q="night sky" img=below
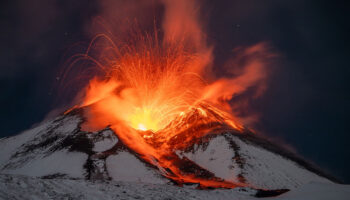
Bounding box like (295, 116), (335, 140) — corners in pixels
(1, 0), (349, 183)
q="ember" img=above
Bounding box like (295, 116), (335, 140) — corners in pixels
(64, 0), (271, 189)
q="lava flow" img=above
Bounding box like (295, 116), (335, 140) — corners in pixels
(74, 34), (247, 188)
(78, 36), (243, 133)
(63, 0), (271, 189)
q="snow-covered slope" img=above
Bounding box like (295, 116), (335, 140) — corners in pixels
(0, 114), (87, 178)
(179, 133), (332, 189)
(0, 109), (166, 183)
(0, 174), (349, 200)
(0, 107), (344, 198)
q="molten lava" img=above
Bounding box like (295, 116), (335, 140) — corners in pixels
(62, 0), (271, 189)
(77, 35), (244, 134)
(69, 33), (264, 188)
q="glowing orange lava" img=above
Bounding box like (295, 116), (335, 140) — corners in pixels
(62, 0), (272, 189)
(76, 33), (244, 134)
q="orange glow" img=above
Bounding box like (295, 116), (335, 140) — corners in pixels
(70, 33), (270, 188)
(130, 108), (159, 131)
(77, 34), (245, 133)
(63, 0), (272, 189)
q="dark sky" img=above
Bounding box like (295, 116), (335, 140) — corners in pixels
(0, 0), (349, 183)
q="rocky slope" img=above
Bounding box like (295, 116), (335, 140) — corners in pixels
(0, 107), (338, 195)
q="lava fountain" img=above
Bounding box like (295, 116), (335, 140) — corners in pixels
(79, 34), (243, 133)
(62, 0), (272, 189)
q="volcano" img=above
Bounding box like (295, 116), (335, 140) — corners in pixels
(0, 106), (342, 199)
(1, 1), (349, 198)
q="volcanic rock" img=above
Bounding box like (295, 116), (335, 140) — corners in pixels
(0, 107), (336, 191)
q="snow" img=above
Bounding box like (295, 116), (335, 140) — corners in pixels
(277, 182), (350, 200)
(181, 134), (332, 190)
(182, 136), (240, 182)
(0, 120), (52, 166)
(0, 174), (349, 200)
(0, 115), (336, 190)
(232, 135), (332, 189)
(106, 151), (167, 184)
(54, 115), (82, 135)
(0, 115), (82, 168)
(1, 111), (347, 199)
(2, 150), (88, 178)
(0, 115), (87, 178)
(92, 129), (118, 152)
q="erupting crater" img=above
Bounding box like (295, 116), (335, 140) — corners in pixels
(0, 1), (344, 198)
(62, 29), (266, 188)
(59, 0), (274, 189)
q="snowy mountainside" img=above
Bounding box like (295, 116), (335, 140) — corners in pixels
(178, 133), (332, 189)
(0, 114), (87, 178)
(0, 106), (342, 196)
(0, 110), (166, 183)
(0, 174), (349, 200)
